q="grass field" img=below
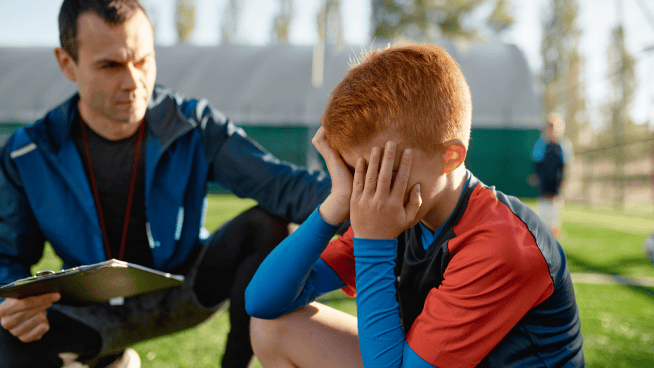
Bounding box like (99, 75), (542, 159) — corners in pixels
(31, 195), (654, 367)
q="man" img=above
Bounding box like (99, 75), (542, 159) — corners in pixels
(0, 1), (330, 367)
(532, 112), (573, 237)
(245, 43), (584, 367)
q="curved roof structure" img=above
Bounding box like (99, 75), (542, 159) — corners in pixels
(0, 41), (542, 128)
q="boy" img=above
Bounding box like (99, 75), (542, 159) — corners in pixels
(245, 44), (584, 367)
(532, 112), (573, 237)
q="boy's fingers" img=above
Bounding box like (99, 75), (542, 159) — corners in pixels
(311, 126), (326, 147)
(313, 127), (338, 163)
(377, 141), (396, 193)
(352, 157), (366, 199)
(405, 184), (422, 223)
(391, 148), (412, 200)
(364, 147), (381, 195)
(312, 128), (330, 157)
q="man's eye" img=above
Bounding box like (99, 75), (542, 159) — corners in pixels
(134, 58), (148, 68)
(102, 62), (121, 69)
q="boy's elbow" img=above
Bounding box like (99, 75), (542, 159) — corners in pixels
(244, 285), (285, 320)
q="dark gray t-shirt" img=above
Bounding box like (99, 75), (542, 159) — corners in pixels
(72, 118), (152, 267)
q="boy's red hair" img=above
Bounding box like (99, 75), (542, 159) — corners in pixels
(322, 43), (472, 155)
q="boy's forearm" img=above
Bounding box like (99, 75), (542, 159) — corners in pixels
(354, 237), (407, 367)
(245, 207), (342, 319)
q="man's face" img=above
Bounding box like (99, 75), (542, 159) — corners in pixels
(68, 10), (156, 125)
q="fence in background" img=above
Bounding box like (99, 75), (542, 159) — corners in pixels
(565, 134), (654, 214)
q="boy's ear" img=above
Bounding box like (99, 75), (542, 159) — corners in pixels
(441, 139), (467, 174)
(54, 48), (77, 83)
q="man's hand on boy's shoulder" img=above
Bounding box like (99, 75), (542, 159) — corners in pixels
(351, 141), (422, 240)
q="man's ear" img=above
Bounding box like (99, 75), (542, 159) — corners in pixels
(54, 48), (77, 83)
(441, 139), (467, 174)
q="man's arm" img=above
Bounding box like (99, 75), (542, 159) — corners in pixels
(0, 135), (57, 343)
(0, 136), (47, 285)
(193, 99), (331, 223)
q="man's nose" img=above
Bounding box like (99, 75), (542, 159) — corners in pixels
(121, 64), (139, 90)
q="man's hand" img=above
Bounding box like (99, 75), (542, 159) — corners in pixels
(312, 126), (353, 225)
(0, 292), (60, 342)
(350, 141), (422, 239)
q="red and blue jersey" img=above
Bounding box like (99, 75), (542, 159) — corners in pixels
(320, 173), (583, 367)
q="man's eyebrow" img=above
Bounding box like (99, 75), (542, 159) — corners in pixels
(94, 51), (154, 67)
(95, 58), (122, 66)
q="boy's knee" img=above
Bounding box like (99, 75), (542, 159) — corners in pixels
(250, 316), (285, 359)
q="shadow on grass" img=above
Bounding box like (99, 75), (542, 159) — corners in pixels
(565, 252), (654, 299)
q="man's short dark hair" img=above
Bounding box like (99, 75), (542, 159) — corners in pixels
(58, 0), (148, 62)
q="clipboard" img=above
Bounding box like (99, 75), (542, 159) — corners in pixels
(0, 259), (185, 305)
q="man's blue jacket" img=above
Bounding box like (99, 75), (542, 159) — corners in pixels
(0, 86), (331, 284)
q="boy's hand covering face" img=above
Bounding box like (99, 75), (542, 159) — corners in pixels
(350, 141), (422, 239)
(313, 127), (353, 225)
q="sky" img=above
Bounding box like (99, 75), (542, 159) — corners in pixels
(1, 0), (654, 130)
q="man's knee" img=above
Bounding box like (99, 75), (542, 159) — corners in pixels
(243, 206), (288, 236)
(0, 326), (61, 367)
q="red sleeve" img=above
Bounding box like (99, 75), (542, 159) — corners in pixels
(320, 227), (357, 297)
(406, 190), (554, 368)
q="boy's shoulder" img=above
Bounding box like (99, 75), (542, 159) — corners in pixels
(452, 179), (543, 248)
(448, 178), (561, 272)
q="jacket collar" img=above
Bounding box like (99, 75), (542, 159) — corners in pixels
(144, 86), (197, 152)
(45, 93), (78, 153)
(45, 85), (196, 153)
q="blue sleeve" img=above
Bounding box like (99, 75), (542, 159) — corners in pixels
(0, 133), (46, 288)
(194, 99), (331, 224)
(532, 137), (546, 162)
(245, 208), (346, 319)
(354, 238), (437, 368)
(404, 342), (438, 367)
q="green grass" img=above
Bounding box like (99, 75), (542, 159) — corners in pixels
(524, 199), (654, 367)
(575, 283), (654, 367)
(30, 195), (654, 367)
(522, 199), (654, 279)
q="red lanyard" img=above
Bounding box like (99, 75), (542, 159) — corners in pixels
(80, 120), (145, 261)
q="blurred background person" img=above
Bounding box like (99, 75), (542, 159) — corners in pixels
(532, 112), (573, 237)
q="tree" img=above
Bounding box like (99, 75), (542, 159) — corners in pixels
(371, 0), (514, 42)
(486, 0), (514, 33)
(176, 0), (195, 43)
(317, 0), (344, 46)
(539, 0), (585, 145)
(607, 24), (637, 206)
(607, 25), (637, 133)
(221, 0), (241, 43)
(272, 0), (293, 43)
